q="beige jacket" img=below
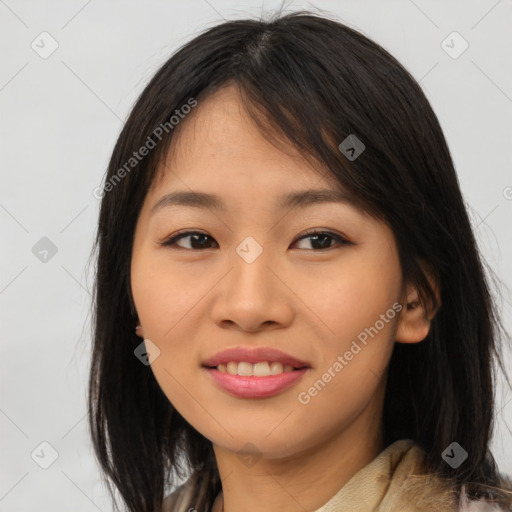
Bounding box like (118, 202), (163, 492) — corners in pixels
(163, 439), (508, 512)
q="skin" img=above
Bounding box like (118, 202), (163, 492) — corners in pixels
(130, 84), (438, 512)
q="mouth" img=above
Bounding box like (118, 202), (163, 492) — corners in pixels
(201, 346), (311, 398)
(203, 361), (308, 376)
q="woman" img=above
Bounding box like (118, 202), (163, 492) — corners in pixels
(88, 9), (512, 512)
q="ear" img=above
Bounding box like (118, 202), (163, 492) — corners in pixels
(395, 263), (441, 344)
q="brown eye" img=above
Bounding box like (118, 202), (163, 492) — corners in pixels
(292, 230), (352, 251)
(159, 229), (353, 251)
(160, 231), (218, 250)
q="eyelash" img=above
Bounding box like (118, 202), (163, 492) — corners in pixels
(158, 229), (353, 251)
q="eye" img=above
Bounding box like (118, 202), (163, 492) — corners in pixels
(159, 229), (353, 251)
(292, 229), (353, 251)
(159, 231), (218, 250)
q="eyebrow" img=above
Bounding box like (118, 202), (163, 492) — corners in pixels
(150, 188), (357, 216)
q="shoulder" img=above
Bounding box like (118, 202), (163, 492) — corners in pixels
(398, 444), (511, 512)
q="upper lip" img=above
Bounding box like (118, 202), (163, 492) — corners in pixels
(202, 346), (310, 368)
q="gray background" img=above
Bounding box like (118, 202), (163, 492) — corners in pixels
(1, 0), (511, 510)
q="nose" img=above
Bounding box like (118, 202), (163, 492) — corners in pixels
(209, 244), (294, 333)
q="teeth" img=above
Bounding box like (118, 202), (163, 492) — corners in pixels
(270, 362), (284, 375)
(216, 361), (296, 376)
(238, 362), (253, 376)
(254, 362), (270, 376)
(227, 362), (238, 375)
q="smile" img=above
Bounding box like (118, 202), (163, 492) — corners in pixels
(204, 366), (308, 398)
(201, 346), (311, 398)
(217, 361), (298, 376)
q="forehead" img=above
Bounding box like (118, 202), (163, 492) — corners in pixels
(151, 84), (339, 193)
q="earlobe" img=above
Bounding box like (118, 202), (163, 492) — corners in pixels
(395, 269), (441, 344)
(395, 296), (433, 344)
(135, 324), (144, 338)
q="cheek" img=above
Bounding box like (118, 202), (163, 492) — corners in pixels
(293, 263), (399, 443)
(131, 257), (205, 416)
(298, 275), (398, 403)
(293, 253), (401, 430)
(130, 250), (216, 401)
(302, 251), (401, 358)
(131, 248), (204, 343)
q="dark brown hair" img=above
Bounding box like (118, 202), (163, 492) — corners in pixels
(87, 8), (512, 512)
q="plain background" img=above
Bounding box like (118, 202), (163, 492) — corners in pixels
(1, 0), (511, 510)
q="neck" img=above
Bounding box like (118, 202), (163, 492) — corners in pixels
(212, 400), (385, 512)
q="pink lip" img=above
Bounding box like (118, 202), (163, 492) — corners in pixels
(204, 367), (309, 398)
(202, 346), (310, 368)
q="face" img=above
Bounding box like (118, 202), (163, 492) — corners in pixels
(130, 85), (407, 460)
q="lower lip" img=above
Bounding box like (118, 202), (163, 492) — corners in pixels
(204, 367), (308, 398)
